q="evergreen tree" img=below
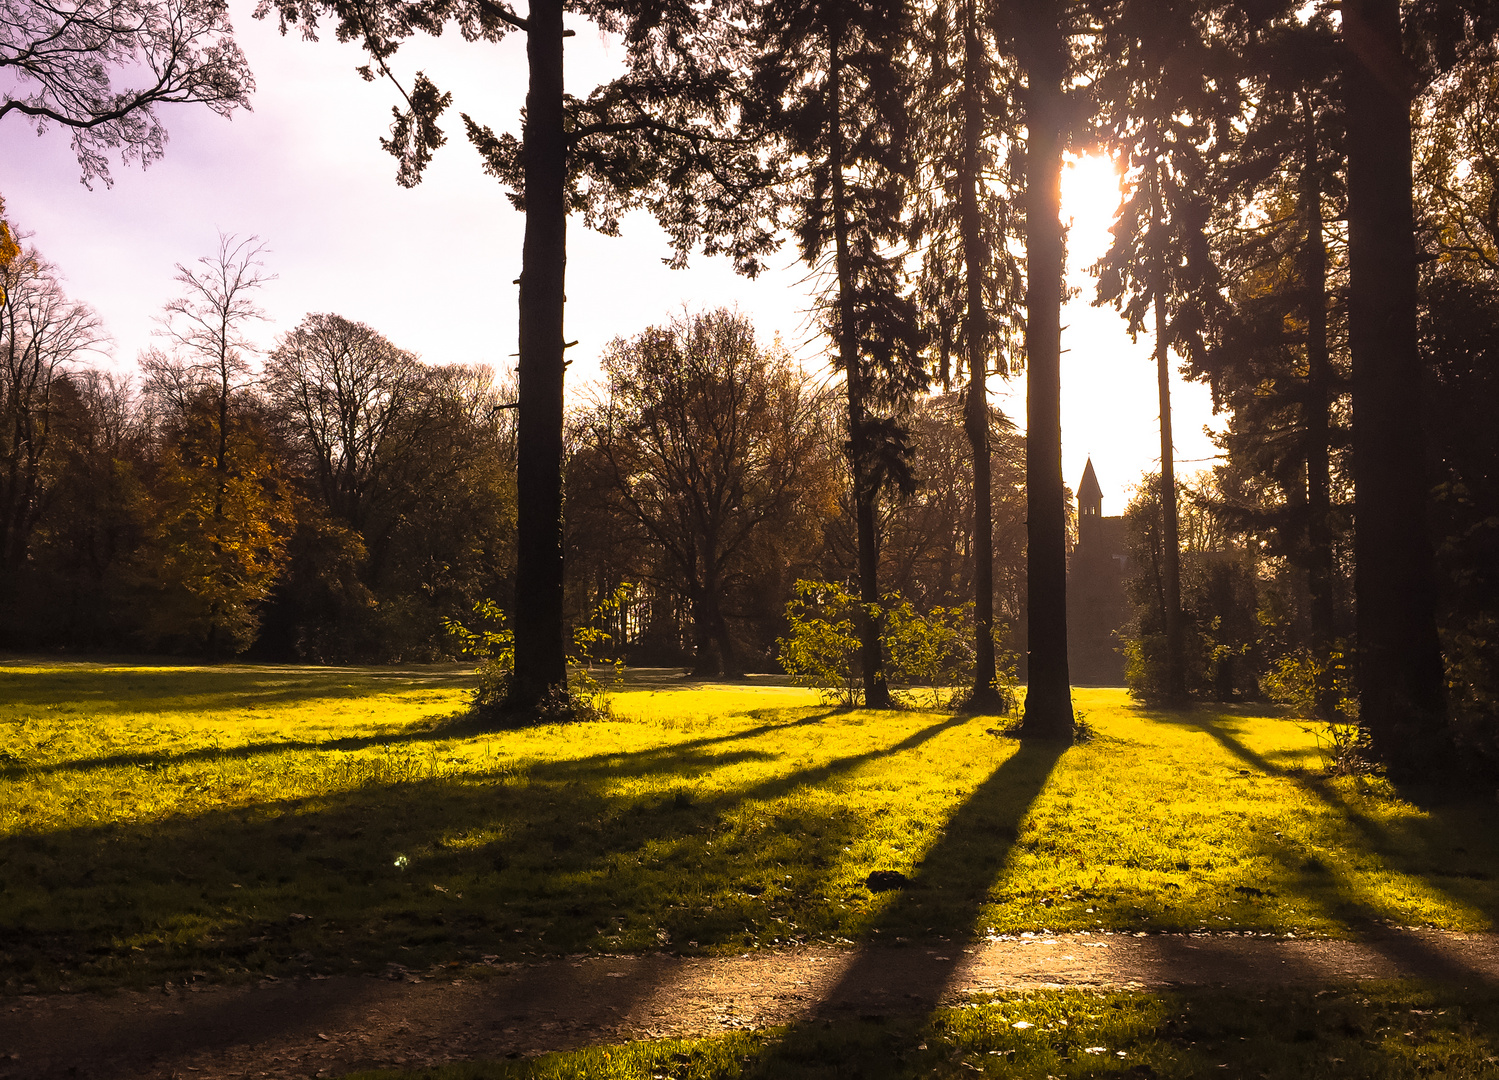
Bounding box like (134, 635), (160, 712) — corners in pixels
(1195, 9), (1350, 719)
(910, 0), (1025, 711)
(1089, 0), (1234, 702)
(747, 0), (927, 709)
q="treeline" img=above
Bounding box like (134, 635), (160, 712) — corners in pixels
(0, 238), (1028, 667)
(0, 234), (518, 661)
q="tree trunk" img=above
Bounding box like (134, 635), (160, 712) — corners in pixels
(690, 583), (716, 675)
(1343, 0), (1449, 778)
(960, 0), (1003, 712)
(1300, 98), (1339, 722)
(829, 19), (893, 710)
(508, 0), (570, 713)
(710, 589), (739, 678)
(1019, 0), (1073, 738)
(1154, 196), (1184, 701)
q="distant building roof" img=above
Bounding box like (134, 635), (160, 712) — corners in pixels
(1078, 458), (1103, 506)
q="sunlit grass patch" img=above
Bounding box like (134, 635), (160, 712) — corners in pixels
(344, 984), (1499, 1079)
(2, 663), (1498, 994)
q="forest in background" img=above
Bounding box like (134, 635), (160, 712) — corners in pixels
(0, 251), (1030, 673)
(2, 0), (1498, 778)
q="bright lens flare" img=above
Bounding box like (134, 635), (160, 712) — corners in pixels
(1061, 152), (1125, 275)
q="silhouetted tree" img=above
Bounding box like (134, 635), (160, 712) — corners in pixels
(1089, 0), (1236, 702)
(583, 310), (833, 676)
(263, 312), (422, 535)
(910, 0), (1026, 710)
(259, 0), (777, 713)
(1016, 0), (1072, 736)
(1191, 7), (1350, 720)
(1, 0), (253, 185)
(0, 240), (107, 594)
(747, 0), (928, 708)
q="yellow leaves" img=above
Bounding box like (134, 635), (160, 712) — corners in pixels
(147, 423), (296, 653)
(0, 194), (19, 304)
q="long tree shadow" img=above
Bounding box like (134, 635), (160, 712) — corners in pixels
(1165, 705), (1499, 984)
(0, 708), (974, 979)
(810, 736), (1067, 1013)
(0, 704), (999, 1075)
(0, 705), (846, 782)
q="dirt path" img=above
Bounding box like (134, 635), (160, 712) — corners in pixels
(5, 930), (1499, 1080)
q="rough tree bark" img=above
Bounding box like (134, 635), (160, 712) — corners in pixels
(1343, 0), (1448, 777)
(508, 0), (570, 712)
(1019, 0), (1073, 737)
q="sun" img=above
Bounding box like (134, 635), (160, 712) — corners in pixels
(1060, 152), (1125, 275)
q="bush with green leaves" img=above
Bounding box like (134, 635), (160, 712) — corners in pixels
(883, 595), (978, 708)
(445, 584), (633, 721)
(1263, 645), (1369, 774)
(778, 579), (1009, 708)
(776, 580), (863, 705)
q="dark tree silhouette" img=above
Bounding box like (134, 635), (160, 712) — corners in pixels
(911, 0), (1025, 711)
(1, 0), (253, 186)
(1342, 0), (1447, 775)
(1195, 9), (1349, 720)
(584, 310), (830, 676)
(1016, 0), (1072, 736)
(257, 0), (777, 713)
(1089, 0), (1234, 702)
(0, 242), (106, 582)
(748, 0), (927, 708)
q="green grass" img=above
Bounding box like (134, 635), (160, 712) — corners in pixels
(2, 659), (1498, 993)
(346, 985), (1499, 1080)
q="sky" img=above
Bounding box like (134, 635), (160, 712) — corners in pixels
(0, 0), (1219, 512)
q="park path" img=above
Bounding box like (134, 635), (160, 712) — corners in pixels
(4, 929), (1499, 1080)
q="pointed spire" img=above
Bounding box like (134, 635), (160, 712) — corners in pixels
(1078, 457), (1102, 508)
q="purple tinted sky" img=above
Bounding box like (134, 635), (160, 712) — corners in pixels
(0, 0), (1218, 509)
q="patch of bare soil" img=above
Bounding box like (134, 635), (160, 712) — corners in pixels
(3, 930), (1497, 1080)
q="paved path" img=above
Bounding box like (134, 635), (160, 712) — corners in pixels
(4, 930), (1499, 1080)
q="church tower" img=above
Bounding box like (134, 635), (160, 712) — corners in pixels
(1077, 457), (1104, 554)
(1068, 457), (1128, 684)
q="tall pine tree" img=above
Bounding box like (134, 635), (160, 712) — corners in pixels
(749, 0), (927, 709)
(259, 0), (777, 712)
(911, 0), (1026, 711)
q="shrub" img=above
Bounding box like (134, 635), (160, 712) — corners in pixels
(1263, 646), (1369, 775)
(777, 579), (1011, 709)
(776, 580), (862, 706)
(444, 584), (632, 722)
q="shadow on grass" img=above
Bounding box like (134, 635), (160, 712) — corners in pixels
(1159, 703), (1499, 983)
(0, 693), (1053, 1075)
(708, 737), (1067, 1075)
(0, 711), (975, 995)
(0, 662), (477, 719)
(0, 705), (846, 783)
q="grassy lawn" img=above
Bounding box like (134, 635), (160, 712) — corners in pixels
(2, 658), (1498, 993)
(349, 985), (1499, 1080)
